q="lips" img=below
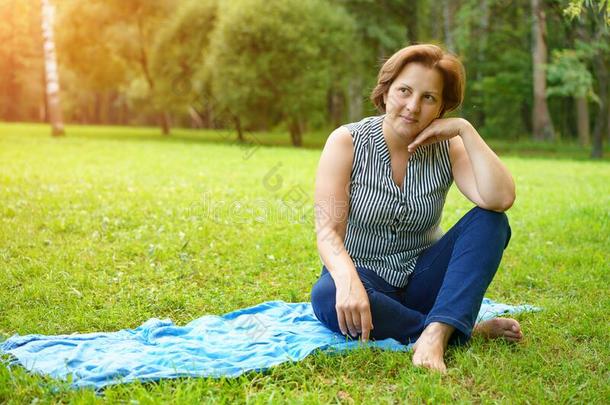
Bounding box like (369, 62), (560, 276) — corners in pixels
(401, 115), (418, 123)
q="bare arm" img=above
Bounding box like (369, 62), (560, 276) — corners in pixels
(449, 119), (516, 212)
(407, 117), (516, 212)
(314, 126), (373, 340)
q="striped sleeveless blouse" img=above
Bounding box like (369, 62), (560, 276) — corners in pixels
(342, 115), (454, 287)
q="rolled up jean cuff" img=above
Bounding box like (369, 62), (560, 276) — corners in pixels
(424, 315), (472, 345)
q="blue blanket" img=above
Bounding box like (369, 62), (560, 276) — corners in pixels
(0, 299), (539, 390)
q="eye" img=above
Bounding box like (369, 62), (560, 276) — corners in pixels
(424, 94), (437, 102)
(399, 87), (411, 95)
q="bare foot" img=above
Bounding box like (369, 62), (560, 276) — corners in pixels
(473, 318), (523, 342)
(411, 322), (454, 373)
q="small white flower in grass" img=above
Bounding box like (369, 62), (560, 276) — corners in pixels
(267, 254), (275, 261)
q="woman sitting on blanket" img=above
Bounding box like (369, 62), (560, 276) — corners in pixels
(310, 44), (522, 373)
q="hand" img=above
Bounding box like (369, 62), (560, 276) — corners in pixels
(334, 273), (374, 341)
(407, 117), (469, 153)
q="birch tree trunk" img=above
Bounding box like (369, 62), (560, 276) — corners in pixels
(41, 0), (65, 136)
(531, 0), (555, 141)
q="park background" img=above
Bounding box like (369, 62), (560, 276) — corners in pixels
(1, 0), (609, 403)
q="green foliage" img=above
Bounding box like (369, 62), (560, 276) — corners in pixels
(547, 49), (598, 101)
(205, 0), (358, 131)
(149, 0), (219, 113)
(563, 0), (610, 26)
(56, 0), (176, 124)
(0, 0), (608, 145)
(454, 0), (533, 139)
(330, 0), (414, 113)
(0, 123), (608, 402)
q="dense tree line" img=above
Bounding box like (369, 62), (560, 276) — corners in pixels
(0, 0), (608, 155)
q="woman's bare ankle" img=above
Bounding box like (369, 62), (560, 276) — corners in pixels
(420, 322), (455, 346)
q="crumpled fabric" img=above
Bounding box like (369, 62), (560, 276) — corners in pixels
(0, 299), (540, 390)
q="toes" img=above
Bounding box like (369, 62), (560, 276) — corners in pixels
(412, 357), (447, 373)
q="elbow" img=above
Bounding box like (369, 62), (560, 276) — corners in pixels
(488, 191), (516, 212)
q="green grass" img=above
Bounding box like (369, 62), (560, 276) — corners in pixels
(0, 123), (608, 403)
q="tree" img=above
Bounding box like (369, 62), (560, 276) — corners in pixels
(56, 0), (175, 134)
(531, 0), (556, 141)
(452, 0), (532, 139)
(331, 0), (414, 121)
(0, 0), (45, 123)
(546, 48), (597, 146)
(206, 0), (358, 146)
(563, 0), (610, 157)
(149, 0), (219, 130)
(40, 0), (65, 136)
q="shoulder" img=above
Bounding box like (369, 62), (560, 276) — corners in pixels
(341, 115), (383, 139)
(321, 115), (382, 162)
(325, 126), (353, 151)
(319, 126), (354, 173)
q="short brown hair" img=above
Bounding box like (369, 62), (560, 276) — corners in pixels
(370, 44), (465, 116)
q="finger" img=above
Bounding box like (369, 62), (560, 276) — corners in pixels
(343, 310), (357, 337)
(360, 308), (373, 342)
(336, 309), (347, 336)
(351, 308), (362, 334)
(408, 131), (433, 152)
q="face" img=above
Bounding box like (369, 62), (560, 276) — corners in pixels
(383, 62), (444, 140)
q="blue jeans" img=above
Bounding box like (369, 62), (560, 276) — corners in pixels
(310, 207), (511, 345)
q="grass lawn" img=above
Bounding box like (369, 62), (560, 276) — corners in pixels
(0, 123), (608, 403)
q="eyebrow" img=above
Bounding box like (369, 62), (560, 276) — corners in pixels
(399, 83), (440, 95)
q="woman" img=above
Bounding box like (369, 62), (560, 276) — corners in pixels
(310, 44), (522, 373)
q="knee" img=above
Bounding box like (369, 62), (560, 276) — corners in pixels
(469, 207), (511, 247)
(470, 206), (509, 226)
(310, 276), (339, 330)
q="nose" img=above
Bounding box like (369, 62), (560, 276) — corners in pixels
(406, 95), (421, 114)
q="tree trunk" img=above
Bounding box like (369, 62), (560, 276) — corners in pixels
(41, 0), (65, 136)
(591, 57), (607, 158)
(328, 89), (345, 128)
(289, 119), (303, 147)
(188, 106), (204, 129)
(405, 1), (418, 44)
(348, 76), (363, 121)
(575, 97), (590, 146)
(531, 0), (555, 141)
(6, 5), (19, 121)
(443, 0), (455, 52)
(233, 115), (244, 142)
(159, 111), (171, 135)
